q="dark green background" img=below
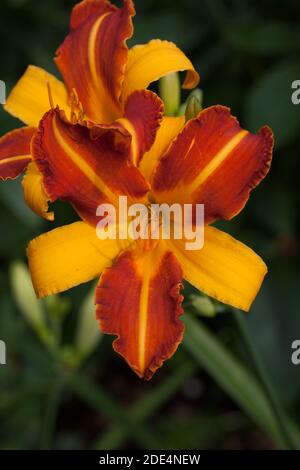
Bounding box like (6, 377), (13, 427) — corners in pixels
(0, 0), (300, 450)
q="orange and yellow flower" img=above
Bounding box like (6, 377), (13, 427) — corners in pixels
(27, 104), (273, 379)
(0, 0), (274, 380)
(0, 0), (199, 219)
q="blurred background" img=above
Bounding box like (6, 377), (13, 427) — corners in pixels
(0, 0), (300, 450)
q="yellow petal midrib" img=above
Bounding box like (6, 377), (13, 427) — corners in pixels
(187, 129), (248, 194)
(0, 154), (31, 165)
(52, 116), (119, 207)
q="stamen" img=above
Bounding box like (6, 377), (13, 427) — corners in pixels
(69, 88), (84, 124)
(47, 81), (54, 110)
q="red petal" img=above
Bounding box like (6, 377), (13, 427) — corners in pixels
(55, 0), (135, 123)
(96, 244), (184, 380)
(70, 0), (117, 29)
(152, 105), (274, 224)
(120, 89), (164, 165)
(0, 127), (34, 180)
(32, 108), (149, 226)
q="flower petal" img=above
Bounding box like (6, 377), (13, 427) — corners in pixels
(166, 226), (267, 312)
(22, 162), (54, 221)
(122, 39), (200, 102)
(32, 108), (150, 226)
(55, 0), (135, 123)
(152, 105), (274, 224)
(0, 127), (34, 180)
(27, 221), (130, 298)
(118, 89), (164, 166)
(96, 243), (184, 379)
(4, 66), (69, 127)
(139, 115), (185, 182)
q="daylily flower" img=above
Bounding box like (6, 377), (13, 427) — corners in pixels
(0, 0), (274, 379)
(27, 103), (274, 379)
(0, 0), (199, 220)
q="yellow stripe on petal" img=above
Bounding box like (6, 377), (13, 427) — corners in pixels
(166, 226), (267, 312)
(55, 0), (135, 123)
(139, 115), (185, 182)
(96, 242), (184, 380)
(4, 66), (70, 126)
(122, 40), (200, 102)
(117, 89), (163, 166)
(27, 222), (131, 298)
(0, 127), (34, 180)
(22, 162), (54, 221)
(32, 108), (149, 227)
(152, 106), (274, 225)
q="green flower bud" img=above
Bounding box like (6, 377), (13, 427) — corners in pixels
(190, 294), (216, 317)
(185, 88), (203, 121)
(159, 72), (181, 116)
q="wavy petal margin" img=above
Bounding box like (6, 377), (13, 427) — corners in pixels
(118, 89), (164, 166)
(55, 0), (135, 123)
(32, 108), (150, 226)
(152, 106), (274, 224)
(0, 127), (34, 180)
(96, 242), (184, 379)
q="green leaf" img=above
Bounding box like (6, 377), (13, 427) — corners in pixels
(183, 314), (300, 447)
(69, 371), (161, 449)
(75, 284), (102, 359)
(94, 361), (197, 450)
(245, 60), (300, 148)
(10, 261), (53, 346)
(10, 261), (44, 329)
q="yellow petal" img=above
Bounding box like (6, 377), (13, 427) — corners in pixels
(22, 162), (54, 221)
(139, 115), (185, 182)
(27, 222), (132, 298)
(166, 226), (267, 311)
(4, 65), (70, 126)
(122, 40), (200, 102)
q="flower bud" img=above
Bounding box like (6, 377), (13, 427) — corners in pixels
(159, 72), (181, 116)
(190, 294), (216, 317)
(185, 88), (203, 121)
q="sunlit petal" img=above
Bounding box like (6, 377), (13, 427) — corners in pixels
(166, 226), (267, 312)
